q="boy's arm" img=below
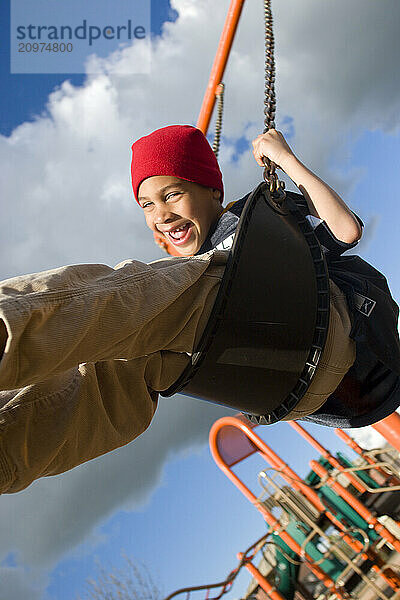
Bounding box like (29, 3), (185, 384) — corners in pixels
(280, 154), (362, 244)
(252, 130), (362, 244)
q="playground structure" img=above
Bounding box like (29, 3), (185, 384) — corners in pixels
(209, 415), (400, 599)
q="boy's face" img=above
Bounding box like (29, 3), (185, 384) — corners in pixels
(138, 176), (223, 256)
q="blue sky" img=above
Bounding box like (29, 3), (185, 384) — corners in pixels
(1, 1), (399, 599)
(0, 0), (177, 134)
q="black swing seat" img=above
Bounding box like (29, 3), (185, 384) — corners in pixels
(161, 182), (331, 424)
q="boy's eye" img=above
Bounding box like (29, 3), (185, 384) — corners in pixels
(165, 191), (180, 201)
(142, 201), (152, 209)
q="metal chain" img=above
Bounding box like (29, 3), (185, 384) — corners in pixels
(263, 0), (276, 133)
(262, 0), (284, 195)
(212, 83), (225, 159)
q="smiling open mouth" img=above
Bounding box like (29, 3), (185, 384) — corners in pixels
(166, 223), (193, 245)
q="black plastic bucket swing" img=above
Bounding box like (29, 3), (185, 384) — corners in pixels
(161, 182), (330, 425)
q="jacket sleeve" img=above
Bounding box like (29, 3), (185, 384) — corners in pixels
(310, 212), (364, 256)
(288, 189), (364, 257)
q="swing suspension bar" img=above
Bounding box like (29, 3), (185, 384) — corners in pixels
(196, 0), (245, 134)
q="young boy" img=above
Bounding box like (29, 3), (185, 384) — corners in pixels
(132, 124), (363, 422)
(0, 125), (398, 494)
(133, 126), (400, 431)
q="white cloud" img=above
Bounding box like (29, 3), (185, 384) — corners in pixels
(349, 426), (387, 450)
(0, 397), (231, 566)
(0, 563), (48, 600)
(1, 0), (399, 587)
(348, 410), (400, 450)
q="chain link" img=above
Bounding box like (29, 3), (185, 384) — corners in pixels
(263, 0), (284, 196)
(263, 0), (276, 133)
(212, 83), (225, 159)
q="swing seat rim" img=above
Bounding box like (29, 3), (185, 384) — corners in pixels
(161, 182), (330, 425)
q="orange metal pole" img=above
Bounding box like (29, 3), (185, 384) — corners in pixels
(196, 0), (246, 134)
(372, 412), (400, 453)
(289, 421), (366, 493)
(310, 460), (400, 553)
(210, 416), (325, 511)
(237, 554), (286, 600)
(210, 417), (360, 536)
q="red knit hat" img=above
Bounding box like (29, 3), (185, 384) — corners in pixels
(131, 125), (224, 203)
